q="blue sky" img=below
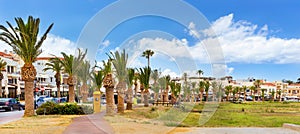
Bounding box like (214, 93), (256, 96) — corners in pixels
(1, 0), (300, 82)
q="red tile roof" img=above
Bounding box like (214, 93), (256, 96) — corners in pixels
(262, 83), (276, 86)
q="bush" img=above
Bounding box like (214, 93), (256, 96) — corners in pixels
(36, 102), (93, 115)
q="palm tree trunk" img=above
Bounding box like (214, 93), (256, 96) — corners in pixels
(106, 87), (115, 115)
(126, 86), (133, 110)
(200, 92), (203, 102)
(68, 85), (75, 103)
(0, 79), (2, 98)
(144, 89), (149, 107)
(24, 81), (35, 116)
(81, 83), (88, 103)
(57, 84), (61, 98)
(117, 81), (125, 113)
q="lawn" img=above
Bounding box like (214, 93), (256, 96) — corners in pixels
(120, 102), (300, 127)
(0, 115), (80, 134)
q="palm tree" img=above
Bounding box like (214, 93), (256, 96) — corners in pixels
(133, 72), (139, 98)
(198, 81), (205, 102)
(126, 68), (135, 110)
(204, 81), (210, 102)
(151, 69), (160, 102)
(43, 58), (63, 98)
(0, 58), (7, 98)
(225, 85), (233, 101)
(108, 50), (128, 113)
(102, 60), (115, 115)
(163, 75), (171, 103)
(142, 49), (154, 68)
(139, 67), (151, 107)
(158, 76), (167, 101)
(170, 81), (181, 104)
(90, 69), (104, 108)
(191, 82), (197, 102)
(271, 90), (275, 102)
(254, 80), (262, 100)
(54, 49), (86, 103)
(233, 87), (239, 101)
(0, 16), (53, 116)
(261, 88), (267, 102)
(196, 70), (203, 78)
(77, 60), (91, 102)
(249, 86), (256, 101)
(241, 86), (247, 102)
(276, 90), (282, 102)
(211, 81), (218, 102)
(216, 83), (223, 102)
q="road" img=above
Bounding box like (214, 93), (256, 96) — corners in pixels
(0, 110), (24, 125)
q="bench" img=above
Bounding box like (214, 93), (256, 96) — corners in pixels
(152, 101), (173, 106)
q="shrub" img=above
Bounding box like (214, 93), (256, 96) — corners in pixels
(36, 102), (93, 115)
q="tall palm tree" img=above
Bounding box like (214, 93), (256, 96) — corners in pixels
(142, 49), (154, 68)
(126, 68), (135, 110)
(225, 85), (233, 101)
(139, 67), (151, 107)
(196, 70), (203, 78)
(0, 58), (7, 98)
(54, 49), (86, 103)
(77, 60), (91, 102)
(102, 60), (115, 115)
(198, 81), (205, 102)
(108, 50), (128, 113)
(43, 58), (63, 98)
(0, 16), (53, 116)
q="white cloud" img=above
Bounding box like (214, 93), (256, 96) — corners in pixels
(161, 68), (179, 78)
(187, 22), (201, 39)
(188, 13), (300, 64)
(0, 34), (76, 57)
(40, 34), (76, 57)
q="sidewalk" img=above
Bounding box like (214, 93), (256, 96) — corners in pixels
(63, 111), (114, 134)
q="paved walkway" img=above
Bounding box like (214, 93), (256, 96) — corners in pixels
(63, 111), (114, 134)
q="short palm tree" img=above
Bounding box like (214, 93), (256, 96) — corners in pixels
(142, 49), (154, 68)
(139, 67), (151, 107)
(163, 75), (171, 102)
(249, 86), (256, 101)
(191, 82), (197, 102)
(170, 81), (181, 104)
(225, 85), (233, 101)
(107, 50), (128, 113)
(151, 69), (160, 102)
(0, 16), (53, 116)
(241, 86), (247, 102)
(158, 76), (167, 101)
(204, 81), (210, 102)
(261, 88), (267, 102)
(0, 58), (7, 97)
(233, 86), (239, 101)
(43, 58), (63, 98)
(211, 81), (218, 102)
(77, 60), (91, 102)
(276, 90), (282, 102)
(198, 81), (205, 102)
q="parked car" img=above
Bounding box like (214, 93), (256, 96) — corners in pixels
(246, 96), (253, 101)
(0, 98), (24, 111)
(59, 97), (67, 103)
(36, 97), (53, 107)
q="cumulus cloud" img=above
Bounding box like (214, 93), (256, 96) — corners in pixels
(40, 34), (76, 57)
(188, 13), (300, 64)
(161, 68), (179, 78)
(0, 34), (76, 57)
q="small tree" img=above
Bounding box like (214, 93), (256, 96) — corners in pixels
(0, 58), (7, 98)
(204, 81), (210, 102)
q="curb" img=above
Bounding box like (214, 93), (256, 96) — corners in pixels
(283, 123), (300, 132)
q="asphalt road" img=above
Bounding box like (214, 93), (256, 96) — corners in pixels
(0, 110), (24, 125)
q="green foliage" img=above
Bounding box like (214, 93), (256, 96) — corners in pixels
(0, 16), (53, 63)
(107, 49), (128, 82)
(91, 70), (104, 91)
(127, 68), (135, 86)
(36, 102), (93, 115)
(139, 67), (151, 89)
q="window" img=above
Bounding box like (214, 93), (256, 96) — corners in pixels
(50, 77), (53, 82)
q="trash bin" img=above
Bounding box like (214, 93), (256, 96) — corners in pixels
(93, 91), (101, 113)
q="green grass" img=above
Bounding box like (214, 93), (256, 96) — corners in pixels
(122, 102), (300, 127)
